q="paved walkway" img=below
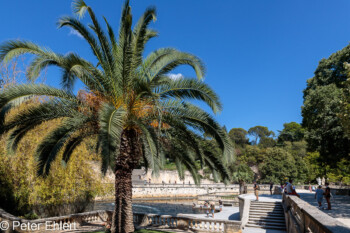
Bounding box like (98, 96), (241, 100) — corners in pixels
(180, 206), (240, 220)
(297, 189), (350, 228)
(243, 228), (286, 233)
(239, 194), (283, 202)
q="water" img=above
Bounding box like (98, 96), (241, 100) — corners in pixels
(94, 199), (202, 216)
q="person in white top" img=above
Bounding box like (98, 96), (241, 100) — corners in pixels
(286, 181), (293, 193)
(286, 179), (300, 197)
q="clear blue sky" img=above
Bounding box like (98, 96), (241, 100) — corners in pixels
(1, 0), (350, 134)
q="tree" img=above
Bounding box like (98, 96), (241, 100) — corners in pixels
(0, 1), (232, 232)
(228, 128), (249, 147)
(230, 163), (254, 194)
(304, 44), (350, 96)
(302, 84), (350, 169)
(277, 122), (304, 143)
(259, 148), (307, 184)
(258, 137), (276, 148)
(303, 45), (350, 170)
(248, 126), (275, 145)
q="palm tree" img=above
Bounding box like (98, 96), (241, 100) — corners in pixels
(0, 1), (233, 232)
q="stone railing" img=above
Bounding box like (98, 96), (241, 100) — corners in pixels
(0, 207), (108, 233)
(133, 212), (241, 233)
(0, 207), (241, 233)
(282, 194), (350, 233)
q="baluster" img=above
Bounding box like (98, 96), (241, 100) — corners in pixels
(155, 216), (159, 225)
(203, 221), (207, 229)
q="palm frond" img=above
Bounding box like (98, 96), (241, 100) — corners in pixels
(156, 77), (222, 113)
(36, 116), (90, 176)
(72, 0), (88, 18)
(0, 84), (77, 111)
(98, 103), (126, 174)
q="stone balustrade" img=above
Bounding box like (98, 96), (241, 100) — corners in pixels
(133, 212), (241, 233)
(0, 207), (241, 233)
(282, 193), (350, 233)
(0, 208), (108, 232)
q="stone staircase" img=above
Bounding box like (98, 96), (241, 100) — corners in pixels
(246, 201), (286, 231)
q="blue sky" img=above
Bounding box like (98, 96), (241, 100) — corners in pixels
(1, 0), (350, 134)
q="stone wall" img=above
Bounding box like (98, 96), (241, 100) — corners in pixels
(134, 168), (215, 185)
(132, 184), (240, 198)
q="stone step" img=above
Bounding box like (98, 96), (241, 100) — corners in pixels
(250, 210), (284, 214)
(250, 201), (282, 206)
(250, 201), (281, 204)
(248, 220), (286, 227)
(249, 216), (285, 222)
(249, 213), (284, 218)
(250, 208), (284, 212)
(249, 215), (284, 221)
(250, 204), (282, 208)
(245, 223), (286, 230)
(250, 203), (282, 206)
(250, 207), (283, 211)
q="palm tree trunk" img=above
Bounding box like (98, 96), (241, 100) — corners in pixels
(111, 129), (142, 233)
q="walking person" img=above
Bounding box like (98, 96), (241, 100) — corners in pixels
(204, 201), (209, 217)
(253, 181), (260, 201)
(324, 183), (332, 210)
(210, 202), (215, 218)
(219, 200), (223, 212)
(315, 185), (324, 208)
(269, 182), (273, 195)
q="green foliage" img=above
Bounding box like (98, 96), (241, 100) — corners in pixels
(278, 122), (304, 143)
(230, 163), (254, 183)
(228, 128), (249, 147)
(248, 126), (275, 145)
(0, 101), (100, 216)
(327, 159), (350, 184)
(302, 84), (349, 167)
(259, 147), (308, 184)
(258, 137), (276, 148)
(302, 44), (350, 170)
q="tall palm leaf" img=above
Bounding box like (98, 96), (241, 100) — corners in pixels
(0, 1), (233, 232)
